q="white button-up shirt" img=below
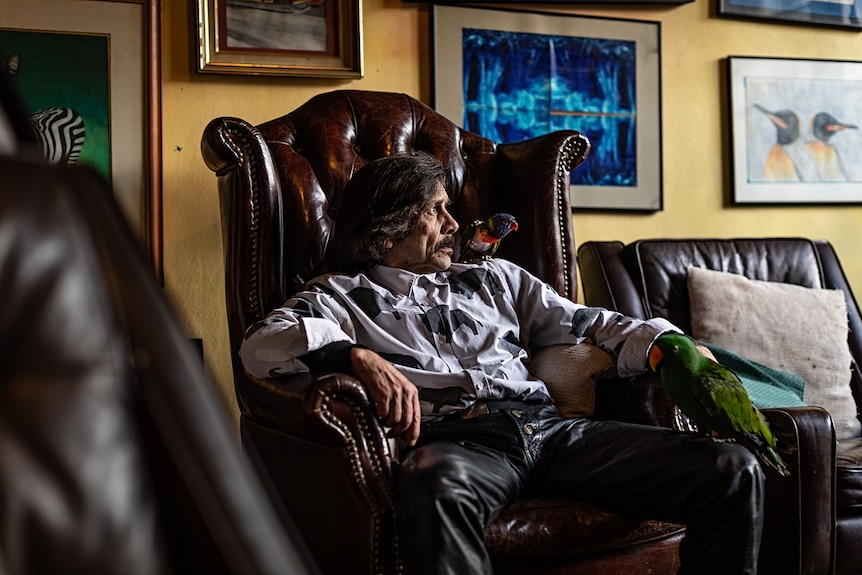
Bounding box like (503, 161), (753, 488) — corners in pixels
(240, 258), (680, 418)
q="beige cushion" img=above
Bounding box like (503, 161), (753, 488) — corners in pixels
(687, 266), (859, 440)
(530, 343), (615, 418)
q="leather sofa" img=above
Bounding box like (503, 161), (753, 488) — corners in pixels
(0, 74), (318, 575)
(579, 237), (862, 574)
(202, 90), (833, 574)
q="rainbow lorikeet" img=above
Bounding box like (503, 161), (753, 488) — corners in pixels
(459, 213), (518, 264)
(649, 333), (790, 477)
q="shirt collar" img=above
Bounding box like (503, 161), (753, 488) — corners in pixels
(368, 265), (461, 295)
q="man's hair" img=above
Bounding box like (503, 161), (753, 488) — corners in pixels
(328, 152), (447, 273)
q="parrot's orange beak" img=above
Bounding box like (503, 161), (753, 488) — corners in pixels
(648, 345), (663, 372)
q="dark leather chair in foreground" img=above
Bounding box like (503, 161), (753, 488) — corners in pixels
(0, 76), (318, 575)
(579, 237), (862, 574)
(202, 89), (832, 574)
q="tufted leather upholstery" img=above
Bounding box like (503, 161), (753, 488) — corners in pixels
(578, 237), (862, 575)
(0, 72), (318, 574)
(202, 90), (706, 575)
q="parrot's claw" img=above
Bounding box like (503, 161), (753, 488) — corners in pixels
(709, 437), (735, 444)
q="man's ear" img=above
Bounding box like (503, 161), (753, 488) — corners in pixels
(382, 238), (394, 249)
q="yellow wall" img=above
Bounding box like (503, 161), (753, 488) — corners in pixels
(162, 0), (862, 422)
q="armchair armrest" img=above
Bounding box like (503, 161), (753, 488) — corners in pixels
(240, 371), (392, 452)
(238, 371), (400, 575)
(759, 406), (835, 575)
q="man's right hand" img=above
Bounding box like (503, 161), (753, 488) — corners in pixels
(349, 347), (421, 446)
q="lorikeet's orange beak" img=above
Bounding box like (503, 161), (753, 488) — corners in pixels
(648, 345), (663, 372)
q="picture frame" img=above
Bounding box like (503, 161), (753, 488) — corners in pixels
(727, 56), (862, 205)
(432, 5), (663, 211)
(719, 0), (862, 30)
(1, 0), (163, 278)
(411, 0), (692, 4)
(196, 0), (363, 78)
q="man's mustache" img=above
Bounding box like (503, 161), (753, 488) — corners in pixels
(435, 237), (456, 251)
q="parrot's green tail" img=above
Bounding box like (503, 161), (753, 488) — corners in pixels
(760, 446), (790, 477)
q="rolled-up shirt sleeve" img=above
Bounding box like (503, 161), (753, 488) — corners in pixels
(596, 316), (680, 377)
(239, 292), (355, 379)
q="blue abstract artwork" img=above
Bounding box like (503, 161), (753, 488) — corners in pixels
(462, 28), (637, 187)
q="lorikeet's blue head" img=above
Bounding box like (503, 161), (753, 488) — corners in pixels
(486, 213), (518, 241)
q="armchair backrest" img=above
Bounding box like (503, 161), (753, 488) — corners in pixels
(202, 90), (590, 402)
(578, 237), (862, 410)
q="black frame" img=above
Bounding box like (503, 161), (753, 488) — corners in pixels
(409, 0), (692, 4)
(719, 0), (862, 30)
(432, 4), (664, 212)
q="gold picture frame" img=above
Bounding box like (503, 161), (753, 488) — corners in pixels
(196, 0), (363, 78)
(1, 0), (163, 279)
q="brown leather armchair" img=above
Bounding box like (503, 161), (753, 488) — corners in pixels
(202, 90), (825, 574)
(0, 76), (318, 574)
(578, 238), (859, 574)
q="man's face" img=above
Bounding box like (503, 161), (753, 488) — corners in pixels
(382, 183), (459, 274)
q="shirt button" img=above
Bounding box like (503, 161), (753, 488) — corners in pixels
(438, 336), (447, 345)
(523, 425), (534, 435)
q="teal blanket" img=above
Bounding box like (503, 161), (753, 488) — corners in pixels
(702, 343), (806, 409)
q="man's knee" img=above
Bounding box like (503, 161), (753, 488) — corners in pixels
(700, 443), (765, 505)
(397, 446), (496, 520)
(400, 446), (473, 493)
(397, 443), (520, 523)
(717, 443), (763, 480)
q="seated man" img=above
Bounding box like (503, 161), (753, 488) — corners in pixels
(240, 152), (764, 575)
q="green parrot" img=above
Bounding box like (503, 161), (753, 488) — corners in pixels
(648, 333), (790, 477)
(459, 213), (518, 264)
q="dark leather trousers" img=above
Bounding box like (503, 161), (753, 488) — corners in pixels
(395, 401), (764, 575)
